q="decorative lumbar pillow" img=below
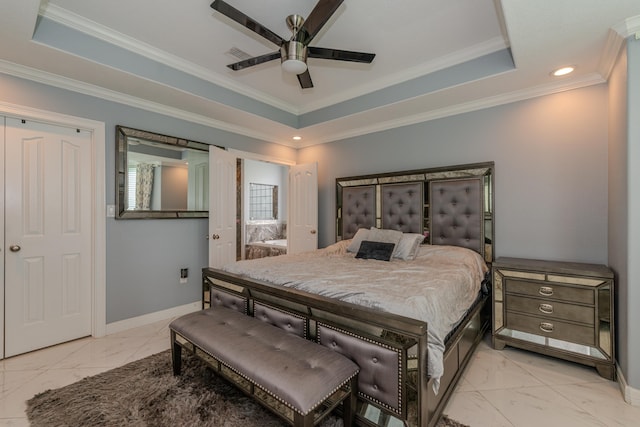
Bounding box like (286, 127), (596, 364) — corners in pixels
(355, 240), (396, 261)
(394, 233), (425, 260)
(347, 228), (370, 253)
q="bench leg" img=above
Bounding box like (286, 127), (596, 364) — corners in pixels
(293, 411), (314, 427)
(170, 331), (182, 376)
(343, 377), (358, 427)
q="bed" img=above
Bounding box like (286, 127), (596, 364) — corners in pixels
(202, 162), (494, 427)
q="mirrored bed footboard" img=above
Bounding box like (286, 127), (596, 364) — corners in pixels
(202, 268), (489, 427)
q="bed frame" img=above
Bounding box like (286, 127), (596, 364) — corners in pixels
(203, 162), (494, 427)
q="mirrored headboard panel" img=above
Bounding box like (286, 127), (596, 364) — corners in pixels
(115, 126), (211, 219)
(336, 162), (494, 262)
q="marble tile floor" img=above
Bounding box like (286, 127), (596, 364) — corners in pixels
(1, 319), (638, 427)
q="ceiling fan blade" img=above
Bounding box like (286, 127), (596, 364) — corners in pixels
(211, 0), (284, 47)
(297, 70), (314, 89)
(295, 0), (344, 45)
(308, 47), (375, 63)
(227, 51), (281, 70)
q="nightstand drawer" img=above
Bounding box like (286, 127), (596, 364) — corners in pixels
(506, 312), (595, 346)
(506, 295), (594, 325)
(505, 279), (594, 304)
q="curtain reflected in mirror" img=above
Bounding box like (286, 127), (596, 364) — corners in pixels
(133, 163), (155, 210)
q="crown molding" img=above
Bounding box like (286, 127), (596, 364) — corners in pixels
(599, 14), (640, 79)
(299, 72), (605, 147)
(0, 59), (293, 147)
(39, 3), (300, 115)
(38, 4), (512, 119)
(1, 56), (605, 151)
(299, 36), (510, 114)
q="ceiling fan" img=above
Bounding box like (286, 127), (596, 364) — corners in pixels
(210, 0), (375, 89)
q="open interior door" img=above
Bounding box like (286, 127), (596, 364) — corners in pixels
(288, 162), (318, 254)
(209, 146), (237, 268)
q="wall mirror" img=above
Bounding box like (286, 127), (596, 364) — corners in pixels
(115, 126), (210, 219)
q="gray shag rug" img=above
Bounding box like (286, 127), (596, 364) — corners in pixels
(26, 350), (468, 427)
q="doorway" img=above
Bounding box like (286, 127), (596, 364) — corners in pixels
(242, 159), (289, 260)
(208, 147), (317, 269)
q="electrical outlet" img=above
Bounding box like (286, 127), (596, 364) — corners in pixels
(180, 268), (188, 284)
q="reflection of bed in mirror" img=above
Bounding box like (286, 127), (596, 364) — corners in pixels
(245, 239), (287, 259)
(202, 162), (494, 427)
(244, 220), (287, 259)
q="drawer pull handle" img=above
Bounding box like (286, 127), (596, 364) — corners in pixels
(539, 286), (554, 297)
(539, 303), (554, 314)
(540, 322), (554, 333)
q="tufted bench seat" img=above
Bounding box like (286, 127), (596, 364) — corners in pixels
(169, 307), (359, 427)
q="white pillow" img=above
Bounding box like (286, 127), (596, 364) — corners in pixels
(368, 227), (403, 249)
(393, 233), (425, 260)
(346, 228), (370, 252)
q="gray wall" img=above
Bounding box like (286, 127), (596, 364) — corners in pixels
(298, 85), (609, 265)
(627, 34), (640, 391)
(608, 37), (640, 389)
(0, 73), (296, 324)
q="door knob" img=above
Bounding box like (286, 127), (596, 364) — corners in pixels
(310, 230), (317, 234)
(10, 245), (21, 252)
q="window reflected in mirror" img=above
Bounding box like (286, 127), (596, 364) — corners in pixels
(249, 183), (278, 220)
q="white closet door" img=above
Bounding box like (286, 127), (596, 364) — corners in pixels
(208, 146), (237, 268)
(288, 162), (318, 255)
(4, 118), (92, 357)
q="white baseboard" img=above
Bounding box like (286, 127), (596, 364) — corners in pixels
(105, 301), (201, 336)
(617, 364), (640, 406)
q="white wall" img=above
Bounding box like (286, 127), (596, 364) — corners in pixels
(298, 85), (609, 265)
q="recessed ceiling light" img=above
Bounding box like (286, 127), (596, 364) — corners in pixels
(551, 66), (575, 77)
(292, 136), (302, 141)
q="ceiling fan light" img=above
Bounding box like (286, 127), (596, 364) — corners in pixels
(281, 41), (307, 74)
(282, 59), (307, 74)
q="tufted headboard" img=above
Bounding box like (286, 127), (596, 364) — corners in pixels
(336, 162), (494, 262)
(341, 185), (376, 240)
(430, 177), (483, 255)
(380, 182), (423, 233)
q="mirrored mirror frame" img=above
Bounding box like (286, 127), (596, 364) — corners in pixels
(115, 125), (210, 219)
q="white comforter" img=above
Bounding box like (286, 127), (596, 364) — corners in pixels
(221, 242), (488, 384)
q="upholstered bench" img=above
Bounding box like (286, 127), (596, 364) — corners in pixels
(169, 307), (360, 427)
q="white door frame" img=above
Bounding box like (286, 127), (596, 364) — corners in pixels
(0, 101), (106, 355)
